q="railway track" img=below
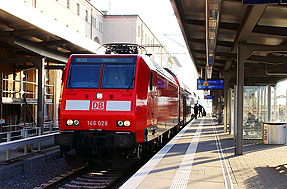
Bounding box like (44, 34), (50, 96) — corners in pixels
(36, 159), (135, 189)
(37, 120), (194, 189)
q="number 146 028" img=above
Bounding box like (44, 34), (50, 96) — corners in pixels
(87, 121), (108, 126)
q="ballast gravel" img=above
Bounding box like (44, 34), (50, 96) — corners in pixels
(0, 158), (73, 189)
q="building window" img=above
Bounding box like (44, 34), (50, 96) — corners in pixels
(77, 3), (80, 16)
(85, 10), (88, 22)
(67, 0), (70, 9)
(138, 26), (141, 37)
(99, 22), (103, 32)
(92, 16), (96, 27)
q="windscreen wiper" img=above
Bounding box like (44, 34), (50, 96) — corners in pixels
(127, 74), (135, 91)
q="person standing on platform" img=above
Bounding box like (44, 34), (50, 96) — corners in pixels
(194, 104), (198, 119)
(198, 104), (203, 117)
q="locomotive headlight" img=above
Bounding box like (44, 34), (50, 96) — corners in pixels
(124, 121), (130, 127)
(66, 119), (79, 126)
(96, 93), (103, 99)
(117, 120), (124, 127)
(66, 119), (73, 126)
(73, 120), (79, 126)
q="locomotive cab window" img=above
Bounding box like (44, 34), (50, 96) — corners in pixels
(67, 64), (101, 89)
(101, 64), (136, 89)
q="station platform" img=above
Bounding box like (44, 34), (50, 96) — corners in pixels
(121, 115), (287, 189)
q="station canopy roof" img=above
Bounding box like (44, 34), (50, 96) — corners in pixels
(0, 2), (100, 65)
(171, 0), (287, 86)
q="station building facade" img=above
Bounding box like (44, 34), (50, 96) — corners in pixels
(23, 0), (104, 44)
(104, 15), (174, 69)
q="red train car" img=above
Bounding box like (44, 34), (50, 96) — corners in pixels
(56, 52), (193, 157)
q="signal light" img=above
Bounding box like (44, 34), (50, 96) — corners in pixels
(74, 120), (79, 126)
(117, 121), (124, 127)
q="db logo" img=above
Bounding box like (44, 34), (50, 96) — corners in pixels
(92, 101), (105, 110)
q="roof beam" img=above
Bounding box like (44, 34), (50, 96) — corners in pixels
(0, 57), (39, 63)
(189, 37), (233, 47)
(232, 5), (267, 51)
(0, 29), (44, 37)
(224, 60), (233, 71)
(191, 48), (287, 63)
(183, 18), (287, 36)
(13, 38), (68, 63)
(38, 40), (67, 47)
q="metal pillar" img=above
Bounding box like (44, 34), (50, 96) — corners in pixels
(267, 85), (272, 122)
(212, 97), (216, 115)
(224, 73), (232, 132)
(224, 77), (228, 131)
(235, 45), (254, 155)
(234, 85), (237, 138)
(218, 92), (223, 124)
(228, 88), (232, 134)
(236, 46), (244, 155)
(257, 88), (260, 119)
(36, 58), (45, 135)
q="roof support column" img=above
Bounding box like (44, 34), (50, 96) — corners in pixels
(235, 45), (253, 155)
(267, 85), (272, 122)
(35, 58), (45, 135)
(235, 46), (244, 155)
(228, 88), (232, 134)
(224, 72), (232, 132)
(233, 85), (237, 138)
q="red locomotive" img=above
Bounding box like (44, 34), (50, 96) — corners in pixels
(56, 44), (195, 158)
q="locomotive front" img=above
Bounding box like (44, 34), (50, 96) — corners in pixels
(57, 55), (138, 156)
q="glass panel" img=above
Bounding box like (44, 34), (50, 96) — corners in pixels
(101, 64), (135, 89)
(67, 64), (101, 89)
(273, 79), (287, 122)
(243, 86), (264, 139)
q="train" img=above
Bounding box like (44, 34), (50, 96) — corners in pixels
(56, 44), (196, 159)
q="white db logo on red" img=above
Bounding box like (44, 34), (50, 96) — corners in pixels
(92, 101), (105, 110)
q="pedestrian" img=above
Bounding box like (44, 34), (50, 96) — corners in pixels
(198, 104), (203, 117)
(202, 106), (206, 116)
(194, 104), (198, 119)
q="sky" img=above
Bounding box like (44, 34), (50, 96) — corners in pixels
(92, 0), (201, 95)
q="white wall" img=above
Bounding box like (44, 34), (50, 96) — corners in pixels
(103, 17), (137, 43)
(23, 0), (104, 44)
(104, 15), (173, 69)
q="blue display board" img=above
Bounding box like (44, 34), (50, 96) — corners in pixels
(197, 79), (224, 90)
(243, 0), (287, 4)
(204, 95), (215, 99)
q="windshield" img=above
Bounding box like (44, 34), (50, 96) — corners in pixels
(101, 64), (135, 89)
(67, 56), (137, 89)
(67, 64), (101, 89)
